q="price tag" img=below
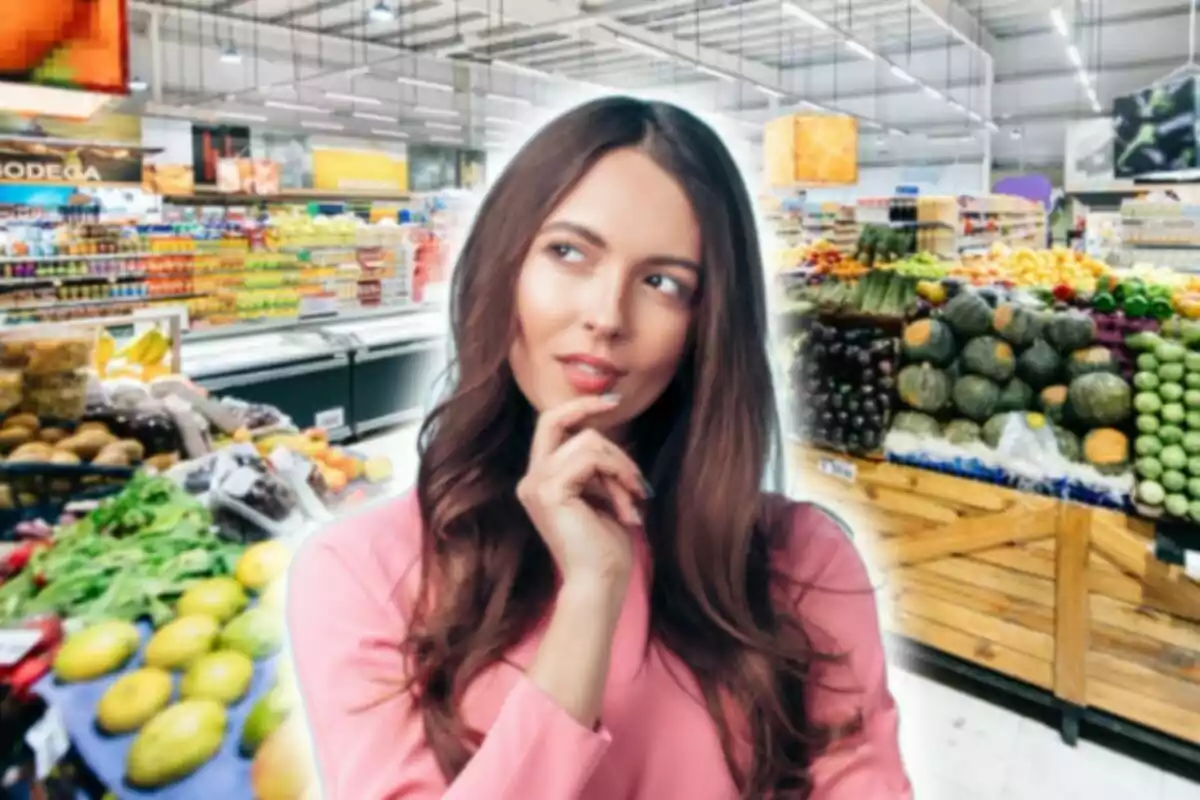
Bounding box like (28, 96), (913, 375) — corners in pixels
(818, 457), (856, 483)
(26, 705), (71, 779)
(314, 407), (346, 430)
(0, 628), (41, 666)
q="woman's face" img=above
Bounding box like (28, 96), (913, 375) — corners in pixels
(509, 147), (702, 437)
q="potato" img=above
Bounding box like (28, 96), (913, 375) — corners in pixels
(92, 443), (132, 468)
(50, 450), (81, 466)
(145, 452), (180, 472)
(56, 429), (116, 461)
(0, 484), (12, 509)
(0, 426), (33, 454)
(2, 413), (38, 432)
(39, 427), (69, 445)
(76, 421), (111, 436)
(8, 442), (54, 463)
(114, 439), (145, 463)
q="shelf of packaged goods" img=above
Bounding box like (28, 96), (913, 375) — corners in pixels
(0, 292), (204, 314)
(0, 273), (149, 288)
(788, 444), (1200, 759)
(0, 251), (156, 264)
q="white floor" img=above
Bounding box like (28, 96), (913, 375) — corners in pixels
(355, 426), (1200, 800)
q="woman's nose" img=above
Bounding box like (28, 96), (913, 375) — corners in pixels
(580, 267), (628, 338)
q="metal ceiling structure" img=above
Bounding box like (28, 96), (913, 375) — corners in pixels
(117, 0), (1199, 175)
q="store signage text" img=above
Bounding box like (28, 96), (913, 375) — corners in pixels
(0, 161), (103, 183)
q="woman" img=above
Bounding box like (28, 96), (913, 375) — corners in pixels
(287, 96), (911, 799)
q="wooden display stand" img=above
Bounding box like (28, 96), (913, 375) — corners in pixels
(789, 444), (1200, 753)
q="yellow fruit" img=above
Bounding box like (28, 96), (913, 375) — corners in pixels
(96, 668), (173, 734)
(259, 580), (286, 611)
(251, 719), (319, 800)
(239, 685), (292, 756)
(126, 700), (227, 789)
(144, 615), (220, 671)
(235, 541), (292, 593)
(177, 577), (249, 623)
(53, 621), (141, 683)
(180, 650), (255, 705)
(364, 455), (393, 484)
(219, 607), (283, 660)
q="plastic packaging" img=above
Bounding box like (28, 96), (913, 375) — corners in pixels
(0, 325), (95, 376)
(20, 371), (89, 421)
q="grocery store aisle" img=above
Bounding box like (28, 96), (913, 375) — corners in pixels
(354, 426), (1197, 800)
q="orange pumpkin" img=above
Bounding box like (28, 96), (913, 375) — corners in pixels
(0, 1), (81, 73)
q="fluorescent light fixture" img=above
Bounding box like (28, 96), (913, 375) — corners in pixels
(859, 119), (882, 130)
(615, 35), (674, 61)
(929, 134), (975, 144)
(844, 39), (876, 61)
(923, 85), (943, 100)
(890, 65), (915, 84)
(371, 129), (409, 138)
(396, 75), (453, 92)
(344, 66), (371, 78)
(129, 77), (148, 92)
(696, 65), (735, 82)
(325, 92), (382, 105)
(781, 2), (829, 30)
(1067, 45), (1082, 68)
(415, 105), (458, 117)
(265, 101), (331, 114)
(755, 84), (785, 99)
(799, 100), (827, 112)
(429, 136), (461, 144)
(1076, 70), (1090, 86)
(218, 112), (268, 122)
(485, 115), (521, 125)
(986, 120), (1000, 132)
(301, 120), (345, 131)
(220, 44), (242, 65)
(889, 128), (908, 137)
(353, 112), (396, 122)
(368, 0), (395, 22)
(492, 60), (549, 79)
(488, 92), (532, 106)
(1050, 7), (1069, 38)
(426, 121), (462, 131)
(1010, 129), (1023, 140)
(968, 110), (983, 122)
(1091, 98), (1102, 113)
(948, 100), (964, 112)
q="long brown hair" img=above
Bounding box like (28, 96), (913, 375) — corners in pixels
(410, 96), (847, 797)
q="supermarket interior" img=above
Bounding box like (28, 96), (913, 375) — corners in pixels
(2, 0), (1200, 798)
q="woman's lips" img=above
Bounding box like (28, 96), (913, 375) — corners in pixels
(558, 356), (623, 394)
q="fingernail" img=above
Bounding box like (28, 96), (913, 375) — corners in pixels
(602, 392), (621, 404)
(630, 509), (643, 527)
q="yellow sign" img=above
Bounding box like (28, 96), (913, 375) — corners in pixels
(764, 113), (858, 188)
(312, 148), (408, 193)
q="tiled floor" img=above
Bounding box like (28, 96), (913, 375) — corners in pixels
(356, 426), (1199, 799)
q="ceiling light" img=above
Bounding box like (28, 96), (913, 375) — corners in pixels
(1067, 45), (1082, 68)
(429, 136), (462, 144)
(844, 39), (876, 61)
(492, 60), (549, 79)
(325, 92), (382, 105)
(1091, 98), (1102, 113)
(367, 1), (395, 22)
(986, 120), (1000, 132)
(1076, 70), (1090, 87)
(614, 35), (675, 61)
(129, 77), (148, 92)
(265, 101), (331, 114)
(415, 105), (458, 117)
(1010, 129), (1023, 140)
(301, 120), (345, 131)
(890, 65), (915, 84)
(485, 115), (521, 125)
(396, 75), (454, 92)
(923, 86), (943, 100)
(219, 112), (268, 122)
(220, 43), (242, 65)
(488, 92), (532, 106)
(968, 111), (983, 122)
(1050, 7), (1069, 38)
(781, 2), (829, 30)
(353, 112), (396, 122)
(344, 66), (371, 78)
(889, 128), (908, 137)
(755, 84), (785, 99)
(371, 129), (409, 138)
(695, 65), (735, 82)
(426, 121), (462, 131)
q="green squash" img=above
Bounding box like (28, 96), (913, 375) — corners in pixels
(992, 303), (1044, 348)
(891, 411), (943, 438)
(1044, 309), (1097, 354)
(897, 363), (952, 413)
(981, 411), (1029, 448)
(901, 318), (956, 367)
(1068, 372), (1133, 427)
(1066, 346), (1121, 381)
(1039, 384), (1069, 424)
(961, 336), (1017, 383)
(944, 419), (982, 445)
(941, 290), (993, 338)
(997, 377), (1035, 412)
(1017, 339), (1061, 389)
(1053, 426), (1082, 463)
(953, 375), (1002, 422)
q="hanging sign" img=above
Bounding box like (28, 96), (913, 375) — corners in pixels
(764, 113), (858, 188)
(0, 138), (143, 185)
(0, 0), (129, 95)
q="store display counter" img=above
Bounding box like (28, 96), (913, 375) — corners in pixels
(789, 444), (1200, 758)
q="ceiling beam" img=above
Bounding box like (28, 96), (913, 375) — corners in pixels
(909, 0), (997, 59)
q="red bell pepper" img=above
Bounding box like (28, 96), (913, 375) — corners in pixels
(1, 540), (49, 580)
(1052, 283), (1076, 303)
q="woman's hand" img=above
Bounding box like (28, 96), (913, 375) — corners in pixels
(516, 394), (648, 594)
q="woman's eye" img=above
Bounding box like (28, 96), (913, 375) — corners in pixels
(548, 243), (586, 263)
(645, 273), (686, 298)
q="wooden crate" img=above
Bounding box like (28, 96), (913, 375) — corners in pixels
(789, 444), (1200, 746)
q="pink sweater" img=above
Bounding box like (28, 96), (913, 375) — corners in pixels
(286, 491), (912, 799)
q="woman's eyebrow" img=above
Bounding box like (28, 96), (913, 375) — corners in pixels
(540, 220), (701, 272)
